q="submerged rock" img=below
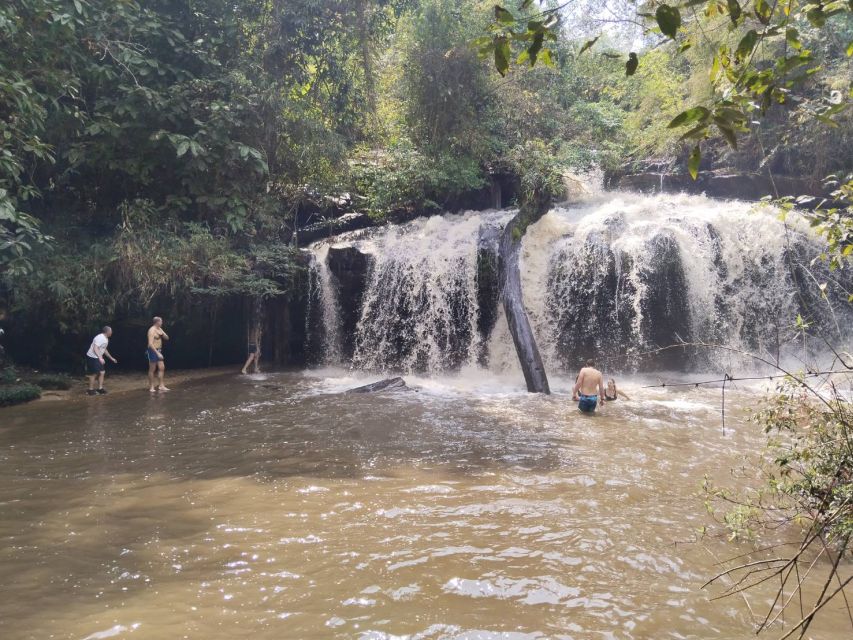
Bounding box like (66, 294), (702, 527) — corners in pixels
(346, 377), (407, 393)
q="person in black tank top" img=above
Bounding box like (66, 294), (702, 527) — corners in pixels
(605, 378), (631, 401)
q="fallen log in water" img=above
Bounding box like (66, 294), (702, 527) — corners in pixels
(499, 212), (551, 394)
(346, 377), (407, 393)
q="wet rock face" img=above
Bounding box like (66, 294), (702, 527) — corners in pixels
(546, 230), (693, 371)
(327, 246), (371, 361)
(298, 213), (372, 246)
(637, 232), (692, 368)
(476, 225), (501, 364)
(611, 171), (822, 201)
(547, 232), (631, 371)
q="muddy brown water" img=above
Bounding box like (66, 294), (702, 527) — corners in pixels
(0, 370), (848, 639)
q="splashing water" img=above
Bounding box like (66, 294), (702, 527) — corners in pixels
(306, 244), (343, 364)
(307, 192), (851, 375)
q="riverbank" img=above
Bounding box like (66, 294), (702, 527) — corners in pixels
(31, 365), (239, 404)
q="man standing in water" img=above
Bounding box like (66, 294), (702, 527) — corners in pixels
(572, 359), (606, 413)
(86, 326), (117, 396)
(147, 316), (170, 393)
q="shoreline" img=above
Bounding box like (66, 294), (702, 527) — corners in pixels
(31, 365), (241, 404)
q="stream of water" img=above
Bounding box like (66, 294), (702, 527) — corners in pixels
(307, 193), (852, 374)
(1, 371), (849, 639)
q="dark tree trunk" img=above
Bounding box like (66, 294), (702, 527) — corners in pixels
(498, 212), (551, 394)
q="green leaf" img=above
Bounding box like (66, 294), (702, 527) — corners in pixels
(736, 30), (759, 62)
(726, 0), (742, 23)
(815, 115), (839, 127)
(521, 0), (534, 8)
(527, 31), (544, 64)
(678, 124), (709, 141)
(688, 145), (701, 180)
(655, 5), (681, 39)
(668, 106), (710, 128)
(625, 52), (639, 76)
(176, 140), (190, 157)
(579, 36), (599, 55)
(754, 0), (773, 23)
(847, 40), (853, 57)
(714, 117), (738, 149)
(494, 36), (510, 76)
(806, 7), (826, 27)
(786, 28), (802, 51)
(539, 48), (555, 67)
(494, 6), (515, 24)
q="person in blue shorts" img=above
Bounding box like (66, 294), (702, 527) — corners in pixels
(572, 359), (606, 413)
(146, 316), (170, 393)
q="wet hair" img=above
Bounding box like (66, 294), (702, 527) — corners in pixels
(153, 316), (162, 324)
(102, 325), (112, 334)
(585, 358), (594, 367)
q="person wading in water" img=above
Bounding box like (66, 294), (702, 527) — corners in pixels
(604, 378), (631, 401)
(146, 316), (170, 393)
(572, 359), (606, 413)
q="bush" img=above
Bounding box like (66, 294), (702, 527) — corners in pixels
(0, 384), (41, 407)
(29, 374), (73, 390)
(1, 366), (18, 385)
(350, 142), (485, 221)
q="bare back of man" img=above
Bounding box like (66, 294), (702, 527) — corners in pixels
(573, 359), (606, 413)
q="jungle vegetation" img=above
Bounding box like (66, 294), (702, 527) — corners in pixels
(0, 0), (850, 361)
(1, 2), (851, 634)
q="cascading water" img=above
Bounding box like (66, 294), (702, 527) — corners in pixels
(306, 244), (343, 364)
(306, 192), (852, 375)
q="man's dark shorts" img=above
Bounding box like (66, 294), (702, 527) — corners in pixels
(86, 356), (104, 374)
(578, 394), (598, 413)
(146, 347), (161, 363)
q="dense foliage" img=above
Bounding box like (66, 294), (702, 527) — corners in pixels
(484, 1), (852, 178)
(0, 383), (41, 406)
(1, 0), (850, 366)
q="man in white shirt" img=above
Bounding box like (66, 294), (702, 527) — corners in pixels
(86, 326), (117, 396)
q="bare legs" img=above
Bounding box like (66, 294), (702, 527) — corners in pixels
(88, 371), (104, 391)
(241, 353), (259, 374)
(149, 360), (169, 392)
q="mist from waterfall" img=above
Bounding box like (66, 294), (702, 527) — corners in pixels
(307, 192), (851, 375)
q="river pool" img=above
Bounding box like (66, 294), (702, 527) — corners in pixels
(0, 370), (847, 639)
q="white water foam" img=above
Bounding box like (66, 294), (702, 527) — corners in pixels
(307, 192), (851, 376)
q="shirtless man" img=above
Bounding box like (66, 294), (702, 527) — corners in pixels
(572, 358), (606, 413)
(147, 316), (170, 393)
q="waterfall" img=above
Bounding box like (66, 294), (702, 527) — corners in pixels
(350, 212), (507, 372)
(306, 192), (852, 374)
(306, 244), (343, 364)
